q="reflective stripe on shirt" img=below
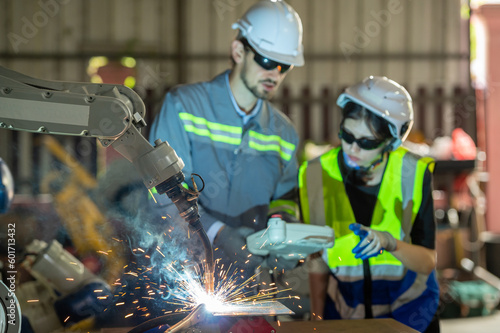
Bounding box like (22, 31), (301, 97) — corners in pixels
(179, 112), (242, 145)
(248, 131), (295, 161)
(179, 113), (296, 162)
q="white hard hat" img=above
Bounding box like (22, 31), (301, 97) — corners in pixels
(232, 0), (304, 67)
(336, 76), (414, 150)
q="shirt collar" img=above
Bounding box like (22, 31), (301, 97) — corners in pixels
(225, 73), (261, 125)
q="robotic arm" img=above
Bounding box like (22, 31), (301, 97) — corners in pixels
(0, 66), (213, 292)
(1, 65), (182, 192)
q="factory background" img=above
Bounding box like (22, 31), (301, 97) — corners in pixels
(1, 0), (500, 332)
(0, 0), (472, 190)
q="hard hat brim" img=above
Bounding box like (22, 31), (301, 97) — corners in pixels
(247, 38), (304, 67)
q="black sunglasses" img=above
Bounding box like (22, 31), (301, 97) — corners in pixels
(240, 39), (292, 74)
(339, 127), (385, 150)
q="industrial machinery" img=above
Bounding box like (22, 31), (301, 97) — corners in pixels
(0, 157), (21, 333)
(0, 158), (14, 215)
(0, 65), (213, 290)
(0, 65), (214, 331)
(39, 135), (126, 285)
(246, 215), (334, 261)
(16, 239), (112, 333)
(0, 66), (307, 332)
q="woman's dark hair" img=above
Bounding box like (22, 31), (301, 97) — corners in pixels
(340, 101), (392, 141)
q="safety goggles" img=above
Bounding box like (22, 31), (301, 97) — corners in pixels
(339, 127), (385, 150)
(241, 39), (292, 74)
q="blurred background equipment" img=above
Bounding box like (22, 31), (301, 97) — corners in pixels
(38, 135), (126, 284)
(0, 159), (21, 333)
(0, 158), (14, 215)
(16, 239), (112, 333)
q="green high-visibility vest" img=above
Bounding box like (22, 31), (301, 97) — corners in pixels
(298, 146), (436, 319)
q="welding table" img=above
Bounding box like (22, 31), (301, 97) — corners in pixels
(99, 318), (418, 333)
(269, 318), (419, 332)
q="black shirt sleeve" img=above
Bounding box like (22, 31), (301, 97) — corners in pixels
(409, 168), (436, 249)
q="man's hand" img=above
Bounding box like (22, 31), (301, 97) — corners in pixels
(214, 226), (265, 270)
(349, 223), (397, 260)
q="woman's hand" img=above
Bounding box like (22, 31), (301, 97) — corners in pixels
(349, 223), (397, 260)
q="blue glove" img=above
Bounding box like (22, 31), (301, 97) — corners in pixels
(349, 223), (397, 260)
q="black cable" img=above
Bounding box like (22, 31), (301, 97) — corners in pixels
(363, 259), (373, 319)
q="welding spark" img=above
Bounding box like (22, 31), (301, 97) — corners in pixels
(106, 234), (294, 321)
(162, 262), (292, 316)
(156, 247), (166, 257)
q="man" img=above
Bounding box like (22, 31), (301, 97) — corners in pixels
(149, 0), (304, 274)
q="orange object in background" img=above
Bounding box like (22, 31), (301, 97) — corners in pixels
(452, 128), (477, 160)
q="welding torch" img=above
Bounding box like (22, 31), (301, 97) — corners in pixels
(155, 172), (214, 294)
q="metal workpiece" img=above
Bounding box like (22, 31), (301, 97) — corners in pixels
(126, 304), (212, 333)
(210, 301), (294, 317)
(166, 304), (210, 333)
(129, 301), (293, 333)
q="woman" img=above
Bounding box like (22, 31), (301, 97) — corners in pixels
(299, 76), (440, 332)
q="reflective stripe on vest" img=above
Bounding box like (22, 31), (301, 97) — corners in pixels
(304, 157), (325, 226)
(179, 113), (296, 162)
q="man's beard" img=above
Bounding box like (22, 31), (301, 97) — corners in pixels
(240, 59), (276, 100)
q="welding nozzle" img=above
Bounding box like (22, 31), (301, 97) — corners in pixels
(204, 267), (214, 295)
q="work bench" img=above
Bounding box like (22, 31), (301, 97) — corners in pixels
(98, 318), (418, 333)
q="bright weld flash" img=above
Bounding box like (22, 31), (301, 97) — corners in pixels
(165, 260), (293, 317)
